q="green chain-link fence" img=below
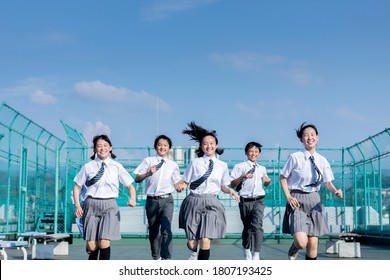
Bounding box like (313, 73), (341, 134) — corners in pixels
(1, 103), (389, 239)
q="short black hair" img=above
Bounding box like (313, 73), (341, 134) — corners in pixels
(244, 141), (262, 153)
(296, 122), (319, 139)
(154, 134), (172, 149)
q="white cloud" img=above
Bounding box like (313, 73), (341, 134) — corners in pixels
(141, 0), (218, 21)
(235, 99), (299, 120)
(337, 106), (366, 122)
(30, 89), (56, 105)
(209, 51), (285, 71)
(282, 68), (312, 86)
(74, 80), (171, 112)
(83, 121), (111, 145)
(0, 77), (58, 105)
(209, 50), (315, 86)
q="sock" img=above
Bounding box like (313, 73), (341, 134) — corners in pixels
(305, 255), (317, 260)
(187, 242), (197, 252)
(198, 249), (210, 260)
(88, 248), (99, 260)
(99, 247), (111, 260)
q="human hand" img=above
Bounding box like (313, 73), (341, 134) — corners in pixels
(127, 199), (136, 207)
(74, 205), (83, 218)
(288, 195), (300, 209)
(175, 180), (187, 192)
(150, 165), (157, 175)
(230, 189), (240, 202)
(334, 189), (343, 198)
(263, 176), (271, 186)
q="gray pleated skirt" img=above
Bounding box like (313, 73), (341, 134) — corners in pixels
(82, 197), (121, 241)
(179, 192), (227, 240)
(282, 190), (329, 237)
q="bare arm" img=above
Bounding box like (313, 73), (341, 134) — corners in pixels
(221, 185), (240, 202)
(73, 184), (83, 218)
(230, 175), (245, 188)
(324, 181), (343, 198)
(135, 165), (157, 183)
(126, 183), (137, 207)
(280, 175), (300, 208)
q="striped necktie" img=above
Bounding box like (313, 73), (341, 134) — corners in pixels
(306, 155), (323, 187)
(190, 159), (214, 190)
(85, 162), (105, 187)
(236, 164), (256, 192)
(155, 159), (165, 171)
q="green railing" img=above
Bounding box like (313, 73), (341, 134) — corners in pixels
(0, 102), (64, 234)
(1, 102), (389, 239)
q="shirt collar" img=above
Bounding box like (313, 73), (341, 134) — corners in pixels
(156, 154), (165, 161)
(245, 160), (257, 167)
(202, 154), (216, 161)
(95, 156), (111, 165)
(303, 149), (317, 160)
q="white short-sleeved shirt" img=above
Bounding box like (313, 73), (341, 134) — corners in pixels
(230, 160), (268, 197)
(281, 150), (334, 192)
(74, 157), (134, 198)
(183, 155), (231, 195)
(133, 155), (181, 196)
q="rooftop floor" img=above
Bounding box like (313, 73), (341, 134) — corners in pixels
(2, 237), (390, 260)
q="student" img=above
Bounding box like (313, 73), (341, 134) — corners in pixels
(176, 122), (239, 260)
(133, 135), (181, 260)
(73, 134), (136, 260)
(230, 141), (271, 260)
(280, 122), (343, 260)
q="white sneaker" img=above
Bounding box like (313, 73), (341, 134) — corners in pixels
(288, 243), (299, 260)
(243, 248), (252, 260)
(252, 252), (260, 260)
(188, 250), (198, 260)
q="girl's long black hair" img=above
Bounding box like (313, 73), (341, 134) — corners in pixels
(182, 121), (224, 157)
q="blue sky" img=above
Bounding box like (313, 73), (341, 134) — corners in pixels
(1, 0), (389, 149)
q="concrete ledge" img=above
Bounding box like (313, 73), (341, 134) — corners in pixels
(34, 244), (54, 260)
(325, 239), (345, 254)
(53, 241), (69, 255)
(338, 242), (361, 258)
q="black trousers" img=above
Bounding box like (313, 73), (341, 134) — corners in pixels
(145, 195), (174, 259)
(239, 197), (265, 252)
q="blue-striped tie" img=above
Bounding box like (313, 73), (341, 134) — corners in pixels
(306, 155), (323, 187)
(190, 159), (214, 190)
(155, 159), (165, 171)
(236, 164), (256, 192)
(85, 162), (105, 187)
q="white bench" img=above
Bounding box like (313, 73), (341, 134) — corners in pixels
(18, 232), (70, 260)
(325, 233), (361, 258)
(0, 240), (29, 260)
